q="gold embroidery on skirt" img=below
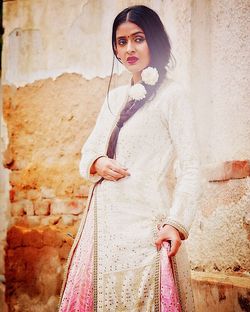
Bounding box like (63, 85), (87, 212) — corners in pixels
(154, 251), (160, 312)
(57, 183), (97, 311)
(170, 256), (184, 312)
(93, 186), (98, 312)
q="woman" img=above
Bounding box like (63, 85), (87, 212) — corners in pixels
(59, 5), (201, 312)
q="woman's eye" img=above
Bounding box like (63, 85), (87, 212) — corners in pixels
(135, 37), (145, 43)
(117, 39), (127, 46)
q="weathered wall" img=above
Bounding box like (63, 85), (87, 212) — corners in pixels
(188, 0), (250, 270)
(0, 81), (9, 312)
(1, 0), (250, 311)
(2, 0), (193, 86)
(2, 74), (114, 311)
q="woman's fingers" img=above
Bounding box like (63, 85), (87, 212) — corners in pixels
(155, 236), (181, 256)
(103, 167), (128, 180)
(95, 157), (130, 180)
(109, 162), (130, 177)
(155, 237), (162, 252)
(103, 174), (116, 181)
(155, 225), (182, 256)
(168, 239), (181, 257)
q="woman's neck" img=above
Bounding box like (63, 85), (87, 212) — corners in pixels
(132, 72), (142, 84)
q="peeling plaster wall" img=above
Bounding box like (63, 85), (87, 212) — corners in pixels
(1, 0), (250, 311)
(190, 0), (250, 164)
(187, 0), (250, 273)
(0, 81), (10, 312)
(2, 0), (192, 87)
(208, 1), (250, 163)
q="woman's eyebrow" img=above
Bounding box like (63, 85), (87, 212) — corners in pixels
(116, 31), (145, 39)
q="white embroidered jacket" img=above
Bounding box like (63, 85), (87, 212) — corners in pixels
(79, 79), (201, 240)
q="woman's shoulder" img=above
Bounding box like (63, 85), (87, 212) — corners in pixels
(108, 83), (130, 99)
(158, 77), (189, 100)
(156, 77), (191, 117)
(103, 83), (130, 115)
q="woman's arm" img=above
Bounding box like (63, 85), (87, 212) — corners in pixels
(79, 85), (130, 183)
(79, 95), (110, 183)
(161, 83), (202, 240)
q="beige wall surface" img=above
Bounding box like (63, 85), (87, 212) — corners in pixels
(1, 0), (249, 311)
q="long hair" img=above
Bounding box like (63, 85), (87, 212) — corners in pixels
(107, 5), (173, 159)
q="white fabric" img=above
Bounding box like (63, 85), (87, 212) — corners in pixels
(79, 78), (202, 311)
(79, 78), (201, 236)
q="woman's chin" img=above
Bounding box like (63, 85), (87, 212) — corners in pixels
(123, 65), (143, 75)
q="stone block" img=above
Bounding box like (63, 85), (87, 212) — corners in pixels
(7, 226), (23, 248)
(26, 216), (42, 227)
(50, 198), (85, 215)
(192, 271), (250, 312)
(40, 216), (61, 226)
(61, 215), (74, 226)
(23, 200), (34, 216)
(22, 229), (44, 248)
(26, 189), (41, 200)
(34, 199), (51, 216)
(43, 229), (64, 248)
(205, 160), (250, 182)
(10, 202), (25, 216)
(10, 189), (26, 202)
(41, 187), (56, 199)
(11, 200), (34, 216)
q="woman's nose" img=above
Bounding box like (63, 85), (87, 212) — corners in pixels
(127, 40), (135, 53)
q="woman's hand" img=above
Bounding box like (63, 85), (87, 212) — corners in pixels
(155, 224), (182, 257)
(91, 156), (130, 181)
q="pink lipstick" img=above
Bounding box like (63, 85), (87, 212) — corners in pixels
(127, 56), (139, 65)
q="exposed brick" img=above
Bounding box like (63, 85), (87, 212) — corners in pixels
(11, 200), (34, 216)
(23, 200), (34, 216)
(26, 216), (42, 227)
(11, 202), (25, 217)
(205, 160), (250, 182)
(61, 215), (74, 226)
(34, 199), (51, 216)
(10, 189), (26, 202)
(50, 199), (85, 215)
(22, 229), (43, 248)
(40, 216), (61, 226)
(26, 189), (41, 200)
(9, 189), (15, 202)
(41, 187), (56, 199)
(43, 229), (63, 248)
(7, 226), (23, 248)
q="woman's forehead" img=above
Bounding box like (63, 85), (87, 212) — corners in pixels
(116, 21), (144, 38)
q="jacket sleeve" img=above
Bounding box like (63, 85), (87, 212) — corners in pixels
(161, 83), (202, 239)
(79, 95), (110, 183)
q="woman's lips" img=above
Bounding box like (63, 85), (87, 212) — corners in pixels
(127, 56), (139, 65)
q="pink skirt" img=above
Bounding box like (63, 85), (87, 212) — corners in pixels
(59, 199), (181, 311)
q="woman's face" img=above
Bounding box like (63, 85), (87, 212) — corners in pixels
(115, 21), (150, 76)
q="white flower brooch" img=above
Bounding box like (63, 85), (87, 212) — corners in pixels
(128, 67), (159, 101)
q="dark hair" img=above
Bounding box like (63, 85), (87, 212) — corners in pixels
(107, 5), (173, 159)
